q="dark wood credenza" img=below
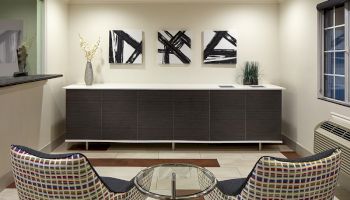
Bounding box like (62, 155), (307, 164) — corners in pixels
(65, 84), (283, 149)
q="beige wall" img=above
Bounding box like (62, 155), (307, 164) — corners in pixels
(0, 0), (68, 189)
(279, 0), (350, 153)
(67, 3), (281, 85)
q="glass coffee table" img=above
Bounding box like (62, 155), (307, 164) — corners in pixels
(134, 163), (217, 200)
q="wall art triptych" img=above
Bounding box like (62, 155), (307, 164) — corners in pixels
(108, 29), (237, 65)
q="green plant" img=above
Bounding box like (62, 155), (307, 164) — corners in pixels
(243, 61), (259, 85)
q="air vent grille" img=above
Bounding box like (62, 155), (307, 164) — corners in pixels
(344, 133), (350, 141)
(320, 121), (335, 132)
(320, 121), (350, 142)
(315, 131), (350, 176)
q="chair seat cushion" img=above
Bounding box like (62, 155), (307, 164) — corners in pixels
(100, 177), (134, 193)
(217, 178), (246, 196)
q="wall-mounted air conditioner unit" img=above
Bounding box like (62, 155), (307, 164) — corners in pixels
(314, 112), (350, 189)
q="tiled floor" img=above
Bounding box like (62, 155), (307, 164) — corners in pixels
(0, 143), (349, 200)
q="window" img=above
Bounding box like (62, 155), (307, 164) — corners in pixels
(319, 3), (349, 105)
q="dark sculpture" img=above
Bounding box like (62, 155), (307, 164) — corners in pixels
(14, 45), (28, 77)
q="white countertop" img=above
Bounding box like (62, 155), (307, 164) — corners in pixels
(64, 83), (285, 90)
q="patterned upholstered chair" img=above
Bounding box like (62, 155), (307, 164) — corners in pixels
(205, 148), (342, 200)
(10, 145), (150, 200)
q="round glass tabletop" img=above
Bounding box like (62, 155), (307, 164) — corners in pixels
(134, 163), (217, 200)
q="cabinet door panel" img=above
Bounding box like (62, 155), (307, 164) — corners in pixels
(66, 90), (101, 140)
(246, 91), (281, 140)
(246, 91), (281, 111)
(102, 90), (137, 140)
(138, 91), (173, 140)
(210, 91), (245, 141)
(173, 91), (210, 141)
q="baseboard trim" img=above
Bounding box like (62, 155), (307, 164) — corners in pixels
(41, 135), (65, 153)
(282, 134), (312, 157)
(0, 172), (13, 192)
(338, 172), (350, 193)
(0, 135), (64, 192)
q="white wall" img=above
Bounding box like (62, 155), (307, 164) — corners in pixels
(39, 0), (69, 147)
(279, 0), (350, 153)
(0, 0), (68, 190)
(67, 3), (281, 85)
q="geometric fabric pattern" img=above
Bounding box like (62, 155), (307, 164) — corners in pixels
(205, 149), (342, 200)
(10, 145), (148, 200)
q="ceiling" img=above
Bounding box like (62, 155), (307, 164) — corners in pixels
(68, 0), (282, 4)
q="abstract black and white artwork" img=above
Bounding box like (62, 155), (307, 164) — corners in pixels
(203, 31), (237, 64)
(158, 30), (191, 64)
(109, 30), (143, 64)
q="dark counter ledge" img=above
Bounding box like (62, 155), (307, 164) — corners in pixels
(0, 74), (63, 88)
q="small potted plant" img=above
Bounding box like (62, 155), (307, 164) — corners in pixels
(243, 61), (259, 85)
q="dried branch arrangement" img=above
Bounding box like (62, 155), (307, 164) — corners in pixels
(79, 34), (101, 62)
(21, 36), (35, 50)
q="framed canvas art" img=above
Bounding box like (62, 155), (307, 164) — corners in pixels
(109, 30), (143, 64)
(203, 30), (237, 64)
(158, 30), (191, 64)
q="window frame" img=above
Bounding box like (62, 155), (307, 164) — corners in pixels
(318, 2), (350, 106)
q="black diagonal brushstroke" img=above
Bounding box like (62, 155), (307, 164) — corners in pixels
(203, 31), (226, 60)
(180, 32), (191, 48)
(109, 31), (114, 63)
(169, 31), (191, 48)
(158, 32), (171, 64)
(164, 31), (191, 49)
(158, 32), (190, 64)
(115, 31), (124, 63)
(126, 41), (142, 64)
(164, 31), (174, 40)
(115, 31), (141, 50)
(158, 31), (191, 64)
(158, 31), (190, 64)
(221, 32), (237, 46)
(115, 31), (142, 64)
(161, 31), (187, 54)
(160, 31), (189, 62)
(166, 31), (185, 57)
(163, 43), (170, 64)
(161, 31), (172, 64)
